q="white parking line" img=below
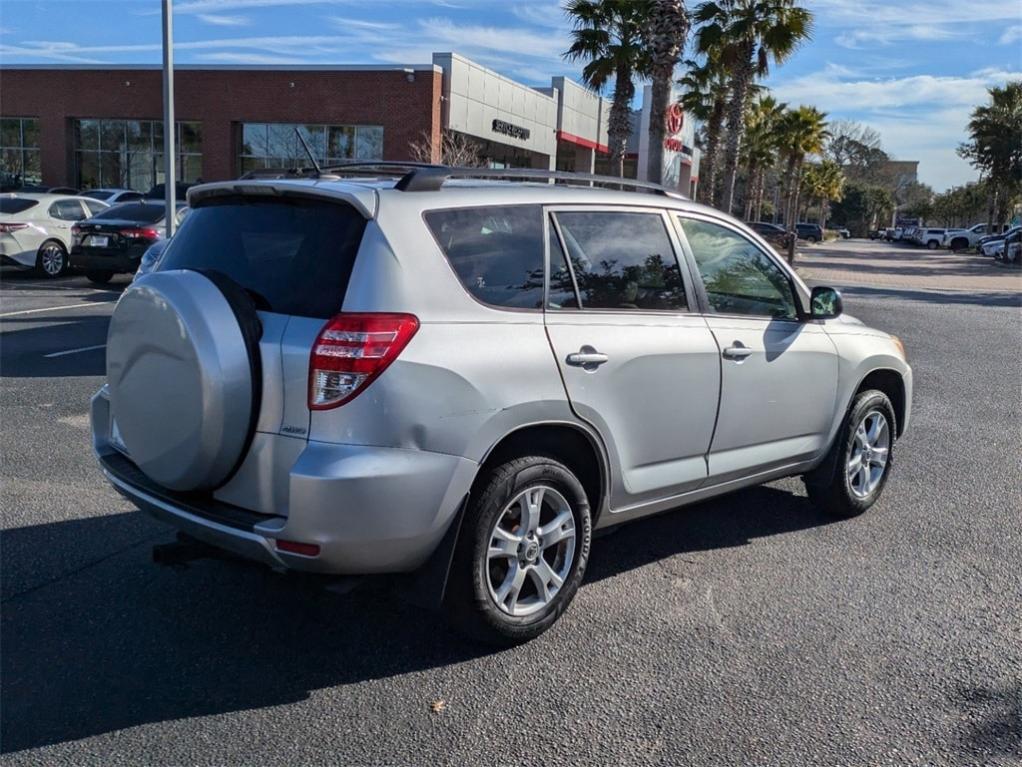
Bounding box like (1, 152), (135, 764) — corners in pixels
(44, 344), (106, 358)
(0, 300), (115, 318)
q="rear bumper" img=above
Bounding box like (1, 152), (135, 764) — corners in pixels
(71, 246), (143, 273)
(91, 388), (477, 575)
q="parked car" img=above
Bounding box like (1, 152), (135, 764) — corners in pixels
(145, 182), (194, 201)
(835, 227), (851, 239)
(91, 168), (912, 645)
(0, 193), (109, 276)
(941, 223), (1009, 251)
(81, 188), (146, 205)
(71, 200), (188, 284)
(912, 228), (947, 249)
(1002, 229), (1021, 264)
(981, 226), (1022, 257)
(746, 220), (793, 250)
(795, 222), (824, 243)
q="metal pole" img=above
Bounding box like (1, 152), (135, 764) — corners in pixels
(162, 0), (176, 237)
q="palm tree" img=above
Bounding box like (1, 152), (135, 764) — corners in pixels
(694, 0), (813, 215)
(565, 0), (651, 177)
(640, 0), (689, 184)
(740, 93), (785, 221)
(958, 81), (1022, 228)
(677, 50), (728, 205)
(776, 105), (828, 233)
(801, 159), (845, 230)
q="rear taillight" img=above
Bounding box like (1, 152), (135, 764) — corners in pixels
(0, 223), (28, 233)
(121, 227), (160, 240)
(308, 313), (419, 410)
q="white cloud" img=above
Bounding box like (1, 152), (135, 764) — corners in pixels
(814, 0), (1018, 26)
(196, 14), (251, 26)
(195, 51), (307, 64)
(836, 24), (960, 49)
(770, 66), (1021, 190)
(1000, 25), (1022, 45)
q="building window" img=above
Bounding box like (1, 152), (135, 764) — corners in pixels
(1, 117), (41, 188)
(73, 119), (202, 192)
(237, 122), (383, 172)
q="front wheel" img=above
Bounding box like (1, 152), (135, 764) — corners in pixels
(806, 390), (896, 518)
(85, 270), (114, 285)
(35, 241), (68, 278)
(445, 456), (591, 645)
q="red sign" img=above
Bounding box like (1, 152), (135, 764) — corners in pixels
(665, 104), (684, 135)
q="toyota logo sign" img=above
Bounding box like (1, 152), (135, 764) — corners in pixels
(665, 104), (684, 135)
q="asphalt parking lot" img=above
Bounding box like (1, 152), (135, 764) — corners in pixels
(2, 249), (1020, 766)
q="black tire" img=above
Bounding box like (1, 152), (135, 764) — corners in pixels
(805, 389), (897, 519)
(807, 235), (818, 243)
(34, 240), (68, 278)
(445, 456), (591, 646)
(926, 240), (938, 250)
(85, 270), (114, 285)
(950, 238), (968, 251)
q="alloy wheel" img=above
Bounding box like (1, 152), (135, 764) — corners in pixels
(486, 485), (576, 617)
(847, 410), (890, 498)
(40, 244), (65, 276)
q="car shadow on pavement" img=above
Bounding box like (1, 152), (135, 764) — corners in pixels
(0, 315), (110, 377)
(0, 483), (835, 754)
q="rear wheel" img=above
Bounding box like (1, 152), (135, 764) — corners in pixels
(950, 237), (968, 251)
(35, 240), (68, 278)
(806, 390), (896, 518)
(445, 456), (591, 645)
(927, 240), (939, 250)
(85, 270), (114, 285)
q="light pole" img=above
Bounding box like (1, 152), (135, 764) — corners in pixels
(162, 0), (176, 237)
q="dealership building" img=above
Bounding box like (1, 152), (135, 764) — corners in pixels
(0, 52), (699, 195)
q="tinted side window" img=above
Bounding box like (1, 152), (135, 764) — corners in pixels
(678, 217), (798, 320)
(424, 205), (544, 309)
(547, 220), (579, 309)
(553, 211), (686, 311)
(50, 199), (86, 221)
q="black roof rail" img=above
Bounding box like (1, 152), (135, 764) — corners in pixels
(393, 166), (686, 198)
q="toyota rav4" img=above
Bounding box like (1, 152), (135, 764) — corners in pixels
(91, 166), (912, 644)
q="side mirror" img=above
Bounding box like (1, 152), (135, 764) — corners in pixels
(810, 286), (843, 319)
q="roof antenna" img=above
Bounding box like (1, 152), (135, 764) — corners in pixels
(294, 127), (322, 177)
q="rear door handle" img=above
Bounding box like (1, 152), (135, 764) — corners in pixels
(566, 347), (609, 369)
(722, 343), (753, 361)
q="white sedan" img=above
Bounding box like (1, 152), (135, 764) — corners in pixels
(0, 193), (109, 277)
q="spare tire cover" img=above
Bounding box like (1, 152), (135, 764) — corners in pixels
(106, 269), (257, 491)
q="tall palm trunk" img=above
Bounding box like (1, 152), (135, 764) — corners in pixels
(608, 60), (636, 177)
(719, 42), (755, 214)
(699, 95), (726, 205)
(647, 77), (671, 183)
(787, 157), (805, 229)
(781, 154), (797, 227)
(742, 158), (759, 220)
(754, 168), (767, 221)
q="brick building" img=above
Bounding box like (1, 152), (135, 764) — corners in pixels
(0, 52), (698, 196)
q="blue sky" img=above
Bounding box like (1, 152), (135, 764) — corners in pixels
(1, 0), (1019, 190)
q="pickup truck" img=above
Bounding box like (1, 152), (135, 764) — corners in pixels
(942, 223), (1009, 251)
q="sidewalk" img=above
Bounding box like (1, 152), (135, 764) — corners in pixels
(794, 240), (1022, 293)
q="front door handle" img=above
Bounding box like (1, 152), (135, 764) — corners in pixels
(722, 343), (753, 361)
(566, 346), (609, 369)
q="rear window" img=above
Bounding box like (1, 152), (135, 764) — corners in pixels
(423, 205), (544, 309)
(0, 198), (39, 214)
(157, 195), (366, 318)
(93, 203), (166, 223)
(84, 191), (113, 201)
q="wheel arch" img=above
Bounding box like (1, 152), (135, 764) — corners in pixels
(855, 368), (907, 437)
(473, 421), (610, 525)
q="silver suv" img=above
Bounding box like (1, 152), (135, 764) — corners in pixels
(91, 167), (912, 644)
